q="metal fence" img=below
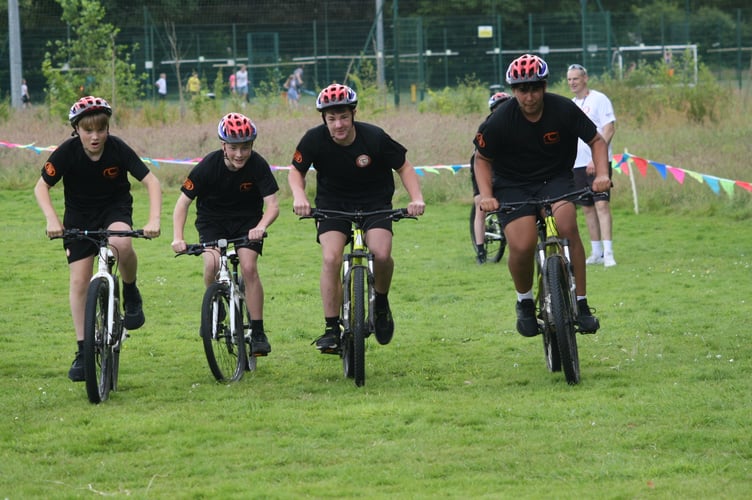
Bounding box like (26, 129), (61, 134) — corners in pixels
(4, 7), (751, 106)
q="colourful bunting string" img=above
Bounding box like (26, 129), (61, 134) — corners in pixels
(2, 139), (750, 198)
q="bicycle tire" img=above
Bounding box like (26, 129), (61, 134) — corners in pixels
(469, 204), (506, 263)
(352, 266), (366, 386)
(83, 277), (112, 404)
(201, 282), (246, 382)
(541, 305), (562, 373)
(238, 277), (256, 372)
(546, 255), (580, 385)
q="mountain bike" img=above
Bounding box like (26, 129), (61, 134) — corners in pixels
(495, 188), (591, 385)
(179, 236), (265, 382)
(301, 208), (415, 387)
(469, 204), (506, 263)
(53, 229), (150, 404)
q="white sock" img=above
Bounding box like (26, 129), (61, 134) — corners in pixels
(591, 240), (603, 257)
(603, 240), (613, 255)
(517, 290), (533, 302)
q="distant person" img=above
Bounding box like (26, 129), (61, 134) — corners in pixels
(235, 65), (249, 103)
(33, 96), (162, 381)
(567, 63), (617, 267)
(294, 66), (315, 96)
(473, 54), (609, 337)
(155, 73), (167, 100)
(284, 72), (302, 109)
(471, 91), (511, 264)
(21, 79), (31, 108)
(187, 70), (201, 98)
(172, 113), (279, 356)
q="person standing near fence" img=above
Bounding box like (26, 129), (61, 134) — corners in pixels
(235, 65), (249, 103)
(473, 54), (609, 337)
(21, 79), (31, 108)
(33, 96), (162, 381)
(155, 73), (167, 100)
(567, 63), (617, 267)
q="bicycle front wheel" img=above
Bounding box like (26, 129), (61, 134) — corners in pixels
(352, 266), (366, 387)
(201, 282), (246, 382)
(83, 277), (113, 404)
(546, 255), (580, 385)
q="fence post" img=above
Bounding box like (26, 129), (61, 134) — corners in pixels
(624, 148), (639, 214)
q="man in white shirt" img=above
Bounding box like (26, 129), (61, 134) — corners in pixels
(567, 63), (617, 267)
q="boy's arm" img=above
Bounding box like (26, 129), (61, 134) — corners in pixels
(171, 193), (192, 253)
(141, 172), (162, 237)
(395, 160), (426, 217)
(33, 177), (63, 237)
(288, 167), (310, 216)
(249, 193), (280, 241)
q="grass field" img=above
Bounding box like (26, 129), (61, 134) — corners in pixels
(1, 95), (751, 497)
(0, 181), (750, 497)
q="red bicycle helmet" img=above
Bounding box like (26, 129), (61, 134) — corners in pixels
(488, 91), (512, 111)
(505, 54), (549, 85)
(316, 83), (358, 111)
(68, 96), (112, 126)
(217, 113), (257, 143)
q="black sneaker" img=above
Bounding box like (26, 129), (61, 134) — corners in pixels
(250, 330), (271, 356)
(373, 305), (395, 345)
(123, 286), (145, 330)
(476, 248), (487, 265)
(577, 299), (600, 334)
(68, 351), (85, 382)
(313, 327), (340, 354)
(516, 299), (539, 337)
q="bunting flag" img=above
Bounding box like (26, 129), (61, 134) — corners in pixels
(3, 139), (750, 198)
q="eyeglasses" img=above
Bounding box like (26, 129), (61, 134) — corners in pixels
(568, 64), (587, 74)
(512, 82), (545, 93)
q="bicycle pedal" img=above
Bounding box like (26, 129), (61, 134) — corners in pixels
(318, 347), (341, 355)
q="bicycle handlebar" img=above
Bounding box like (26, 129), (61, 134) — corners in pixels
(300, 207), (415, 223)
(179, 233), (268, 256)
(51, 228), (149, 241)
(491, 187), (593, 215)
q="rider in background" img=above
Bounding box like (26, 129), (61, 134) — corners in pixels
(473, 54), (610, 337)
(171, 113), (279, 356)
(33, 96), (162, 381)
(288, 83), (425, 353)
(471, 91), (511, 264)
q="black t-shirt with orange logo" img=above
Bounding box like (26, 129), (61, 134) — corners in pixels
(42, 135), (150, 211)
(291, 122), (406, 209)
(181, 150), (279, 223)
(474, 93), (597, 186)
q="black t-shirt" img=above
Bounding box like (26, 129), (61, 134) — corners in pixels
(180, 149), (279, 223)
(474, 93), (597, 186)
(42, 135), (150, 211)
(291, 122), (407, 208)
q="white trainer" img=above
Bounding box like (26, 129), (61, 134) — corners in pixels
(603, 253), (617, 267)
(586, 254), (604, 265)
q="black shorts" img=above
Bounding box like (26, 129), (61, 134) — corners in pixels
(315, 202), (393, 240)
(573, 165), (613, 206)
(196, 216), (264, 255)
(494, 172), (574, 227)
(63, 205), (133, 264)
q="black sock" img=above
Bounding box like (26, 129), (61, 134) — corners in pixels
(123, 279), (137, 300)
(375, 292), (389, 310)
(250, 319), (264, 332)
(77, 340), (84, 352)
(476, 244), (485, 254)
(325, 316), (340, 330)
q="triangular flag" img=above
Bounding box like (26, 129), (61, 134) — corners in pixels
(631, 156), (649, 176)
(667, 166), (685, 184)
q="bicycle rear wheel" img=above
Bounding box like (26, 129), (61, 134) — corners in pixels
(352, 266), (366, 387)
(469, 205), (506, 263)
(83, 277), (113, 404)
(201, 282), (246, 382)
(546, 255), (580, 385)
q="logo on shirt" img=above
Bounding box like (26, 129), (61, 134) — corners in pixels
(475, 133), (486, 149)
(355, 155), (371, 168)
(293, 150), (303, 164)
(543, 131), (560, 145)
(102, 166), (120, 179)
(182, 178), (194, 191)
(239, 182), (253, 192)
(44, 162), (56, 177)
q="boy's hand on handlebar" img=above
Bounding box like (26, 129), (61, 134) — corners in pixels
(292, 197), (311, 217)
(479, 196), (499, 213)
(247, 227), (266, 242)
(143, 221), (161, 238)
(171, 239), (187, 253)
(407, 200), (426, 217)
(592, 175), (611, 193)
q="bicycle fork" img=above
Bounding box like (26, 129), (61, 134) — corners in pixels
(93, 246), (121, 349)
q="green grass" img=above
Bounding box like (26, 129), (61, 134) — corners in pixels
(1, 184), (750, 498)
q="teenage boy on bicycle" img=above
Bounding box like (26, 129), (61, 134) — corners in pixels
(473, 54), (610, 337)
(288, 83), (425, 353)
(171, 113), (279, 356)
(34, 96), (162, 382)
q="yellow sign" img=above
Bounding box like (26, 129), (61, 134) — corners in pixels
(477, 26), (493, 39)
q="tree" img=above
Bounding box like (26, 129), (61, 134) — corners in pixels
(41, 0), (144, 121)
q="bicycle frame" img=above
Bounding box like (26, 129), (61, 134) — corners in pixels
(342, 226), (376, 338)
(93, 244), (121, 347)
(210, 239), (244, 342)
(536, 207), (578, 326)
